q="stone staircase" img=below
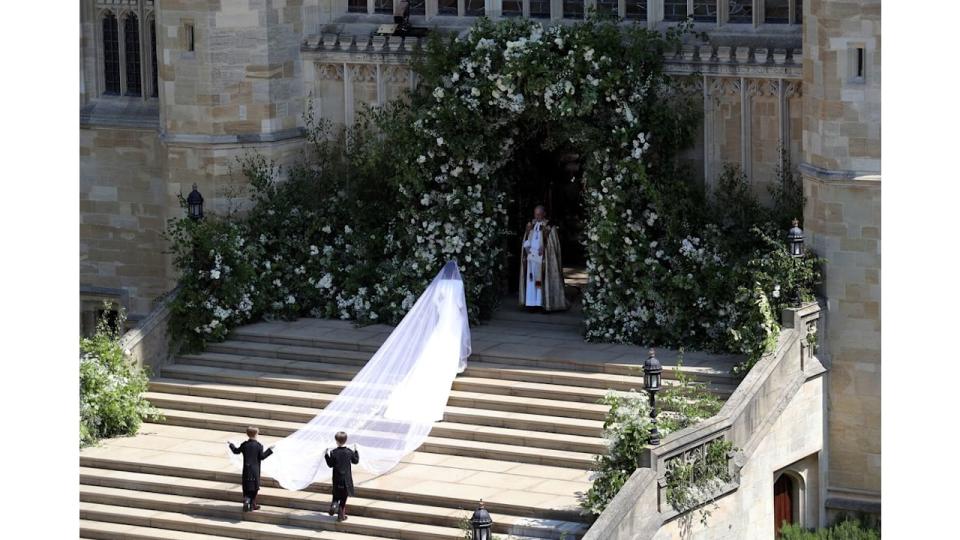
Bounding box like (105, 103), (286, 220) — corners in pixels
(80, 301), (738, 540)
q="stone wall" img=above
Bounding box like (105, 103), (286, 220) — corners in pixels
(80, 126), (170, 319)
(652, 374), (825, 539)
(157, 0), (305, 140)
(801, 0), (881, 515)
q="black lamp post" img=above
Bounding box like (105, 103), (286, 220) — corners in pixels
(187, 183), (204, 220)
(643, 348), (663, 446)
(787, 219), (805, 304)
(469, 500), (493, 540)
(787, 218), (804, 258)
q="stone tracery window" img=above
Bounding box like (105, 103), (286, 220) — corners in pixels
(150, 18), (158, 97)
(375, 0), (393, 14)
(529, 0), (550, 18)
(596, 0), (619, 16)
(625, 0), (647, 21)
(727, 0), (753, 23)
(124, 14), (142, 96)
(693, 0), (717, 22)
(502, 0), (523, 17)
(764, 0), (789, 23)
(465, 0), (485, 16)
(663, 0), (687, 21)
(438, 0), (458, 15)
(563, 0), (584, 19)
(102, 12), (121, 95)
(348, 0), (366, 13)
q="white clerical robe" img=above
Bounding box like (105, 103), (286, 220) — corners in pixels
(523, 221), (544, 307)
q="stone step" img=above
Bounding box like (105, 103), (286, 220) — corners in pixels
(162, 362), (615, 405)
(221, 330), (738, 383)
(146, 390), (607, 454)
(80, 519), (241, 540)
(80, 430), (588, 522)
(79, 500), (429, 540)
(174, 351), (733, 396)
(149, 379), (605, 438)
(151, 408), (597, 469)
(79, 467), (588, 539)
(151, 374), (610, 421)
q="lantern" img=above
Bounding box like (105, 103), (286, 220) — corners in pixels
(787, 219), (804, 258)
(643, 349), (663, 446)
(187, 183), (204, 220)
(469, 500), (493, 540)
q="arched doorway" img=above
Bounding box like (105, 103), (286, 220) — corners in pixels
(773, 473), (795, 536)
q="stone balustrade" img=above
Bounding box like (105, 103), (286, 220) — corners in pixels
(583, 301), (824, 539)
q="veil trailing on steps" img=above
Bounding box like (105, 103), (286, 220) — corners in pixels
(230, 260), (472, 491)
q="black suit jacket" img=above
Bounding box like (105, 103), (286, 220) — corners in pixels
(229, 440), (273, 491)
(324, 446), (359, 496)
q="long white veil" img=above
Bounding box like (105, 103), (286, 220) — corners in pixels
(232, 260), (471, 491)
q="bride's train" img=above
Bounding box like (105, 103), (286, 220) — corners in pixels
(229, 261), (471, 491)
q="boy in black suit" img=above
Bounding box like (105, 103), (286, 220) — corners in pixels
(324, 431), (359, 521)
(228, 426), (274, 512)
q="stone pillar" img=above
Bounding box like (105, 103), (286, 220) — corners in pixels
(801, 0), (881, 522)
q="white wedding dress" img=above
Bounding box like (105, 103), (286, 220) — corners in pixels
(229, 261), (471, 491)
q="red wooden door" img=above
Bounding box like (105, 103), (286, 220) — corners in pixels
(774, 474), (794, 537)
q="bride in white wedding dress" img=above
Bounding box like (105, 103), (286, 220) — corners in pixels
(230, 260), (471, 491)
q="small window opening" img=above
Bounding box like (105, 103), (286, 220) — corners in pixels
(185, 24), (195, 52)
(856, 48), (864, 78)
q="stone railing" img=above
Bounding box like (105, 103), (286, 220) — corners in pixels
(118, 288), (178, 374)
(583, 301), (823, 539)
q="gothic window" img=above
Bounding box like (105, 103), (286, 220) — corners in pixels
(150, 19), (158, 97)
(438, 0), (458, 15)
(728, 0), (753, 23)
(465, 0), (484, 16)
(596, 0), (618, 16)
(530, 0), (550, 18)
(563, 0), (584, 19)
(693, 0), (717, 22)
(663, 0), (687, 21)
(375, 0), (393, 14)
(765, 0), (789, 23)
(102, 13), (121, 95)
(625, 0), (647, 20)
(409, 0), (426, 15)
(124, 14), (142, 97)
(348, 0), (366, 13)
(502, 0), (523, 17)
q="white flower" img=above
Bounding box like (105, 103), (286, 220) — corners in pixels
(210, 269), (221, 280)
(310, 245), (319, 256)
(471, 87), (481, 97)
(554, 37), (564, 48)
(286, 295), (296, 305)
(451, 166), (463, 177)
(322, 225), (332, 234)
(432, 87), (445, 100)
(437, 137), (445, 146)
(417, 155), (427, 164)
(420, 193), (431, 205)
(344, 225), (353, 234)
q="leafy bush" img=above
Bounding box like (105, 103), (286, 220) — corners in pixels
(779, 519), (880, 539)
(80, 306), (160, 446)
(581, 358), (724, 515)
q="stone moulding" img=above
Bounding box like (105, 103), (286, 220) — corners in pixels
(583, 302), (825, 540)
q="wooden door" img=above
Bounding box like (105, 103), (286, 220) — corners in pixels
(774, 474), (794, 537)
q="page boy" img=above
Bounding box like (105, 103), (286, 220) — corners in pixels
(228, 426), (274, 512)
(324, 431), (359, 521)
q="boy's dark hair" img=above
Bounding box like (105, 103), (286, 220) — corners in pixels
(335, 431), (348, 445)
(246, 426), (259, 438)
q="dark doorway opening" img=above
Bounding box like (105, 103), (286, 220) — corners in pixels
(503, 135), (586, 295)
